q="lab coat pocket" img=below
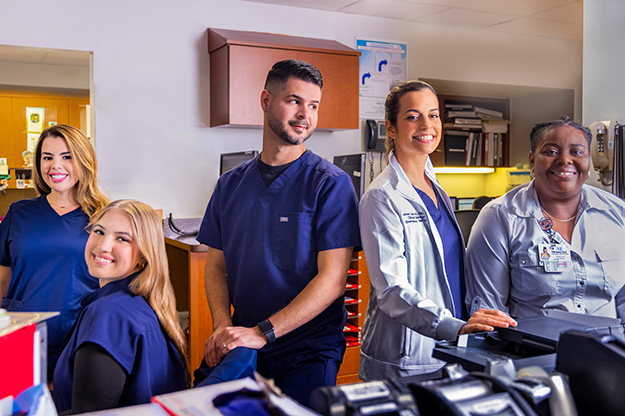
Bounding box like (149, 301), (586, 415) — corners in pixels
(595, 246), (625, 297)
(273, 212), (316, 271)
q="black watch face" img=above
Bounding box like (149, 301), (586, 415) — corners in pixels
(259, 320), (272, 333)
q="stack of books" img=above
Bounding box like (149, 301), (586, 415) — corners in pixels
(443, 103), (508, 167)
(444, 104), (482, 129)
(444, 104), (509, 131)
(444, 130), (506, 167)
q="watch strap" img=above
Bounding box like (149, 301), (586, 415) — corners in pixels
(258, 319), (275, 343)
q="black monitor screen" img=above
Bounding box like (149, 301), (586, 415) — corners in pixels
(333, 153), (366, 199)
(219, 151), (258, 176)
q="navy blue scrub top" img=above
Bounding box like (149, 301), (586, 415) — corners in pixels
(0, 195), (99, 372)
(53, 273), (187, 412)
(415, 187), (467, 319)
(198, 150), (361, 364)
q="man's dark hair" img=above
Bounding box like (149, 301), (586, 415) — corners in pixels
(529, 116), (591, 152)
(264, 59), (323, 91)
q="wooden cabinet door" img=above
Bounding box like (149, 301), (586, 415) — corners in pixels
(11, 97), (69, 167)
(69, 99), (90, 138)
(213, 45), (292, 127)
(210, 42), (359, 129)
(0, 97), (13, 167)
(298, 51), (359, 130)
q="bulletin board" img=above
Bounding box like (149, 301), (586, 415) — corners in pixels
(356, 38), (407, 120)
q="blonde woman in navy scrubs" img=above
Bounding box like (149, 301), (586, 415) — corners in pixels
(358, 81), (516, 381)
(0, 125), (108, 377)
(53, 200), (188, 413)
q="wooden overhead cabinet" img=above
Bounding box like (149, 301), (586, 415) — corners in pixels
(208, 28), (360, 129)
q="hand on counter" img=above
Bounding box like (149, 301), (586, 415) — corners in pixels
(459, 308), (517, 335)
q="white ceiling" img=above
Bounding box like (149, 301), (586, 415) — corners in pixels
(240, 0), (583, 41)
(0, 44), (90, 66)
(0, 0), (582, 68)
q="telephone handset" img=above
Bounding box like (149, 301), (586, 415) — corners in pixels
(365, 119), (386, 152)
(589, 120), (617, 186)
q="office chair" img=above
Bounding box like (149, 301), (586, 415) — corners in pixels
(454, 209), (481, 246)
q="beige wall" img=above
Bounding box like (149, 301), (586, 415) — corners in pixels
(0, 0), (582, 216)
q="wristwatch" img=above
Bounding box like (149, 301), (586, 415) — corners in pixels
(257, 319), (275, 343)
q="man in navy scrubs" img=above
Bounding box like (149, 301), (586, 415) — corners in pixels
(197, 59), (360, 404)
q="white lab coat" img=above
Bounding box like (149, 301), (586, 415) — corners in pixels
(359, 154), (465, 381)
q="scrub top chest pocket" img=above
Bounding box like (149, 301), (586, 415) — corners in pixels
(273, 212), (316, 271)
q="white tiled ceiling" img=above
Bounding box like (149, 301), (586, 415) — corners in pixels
(240, 0), (583, 41)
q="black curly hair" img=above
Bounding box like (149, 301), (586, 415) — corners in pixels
(529, 116), (591, 153)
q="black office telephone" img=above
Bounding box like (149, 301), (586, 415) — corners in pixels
(366, 119), (386, 152)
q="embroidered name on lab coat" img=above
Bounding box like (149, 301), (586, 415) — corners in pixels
(403, 212), (427, 224)
(280, 217), (289, 222)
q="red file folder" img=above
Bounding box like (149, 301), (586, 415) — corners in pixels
(0, 323), (35, 399)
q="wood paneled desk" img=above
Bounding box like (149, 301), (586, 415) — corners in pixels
(165, 236), (211, 371)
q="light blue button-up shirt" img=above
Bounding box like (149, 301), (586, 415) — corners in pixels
(465, 181), (625, 321)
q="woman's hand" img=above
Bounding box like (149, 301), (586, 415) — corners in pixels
(459, 308), (517, 335)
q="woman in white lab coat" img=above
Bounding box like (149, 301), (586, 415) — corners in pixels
(358, 80), (516, 381)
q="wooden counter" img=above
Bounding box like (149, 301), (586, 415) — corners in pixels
(165, 235), (211, 371)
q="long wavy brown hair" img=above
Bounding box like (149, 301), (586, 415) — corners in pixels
(33, 124), (108, 216)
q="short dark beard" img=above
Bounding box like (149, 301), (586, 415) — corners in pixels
(267, 114), (314, 145)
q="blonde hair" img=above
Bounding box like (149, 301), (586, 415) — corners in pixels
(89, 199), (190, 385)
(33, 124), (109, 217)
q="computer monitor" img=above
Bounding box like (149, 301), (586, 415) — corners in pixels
(556, 329), (625, 416)
(219, 151), (258, 176)
(333, 153), (366, 199)
(457, 197), (475, 211)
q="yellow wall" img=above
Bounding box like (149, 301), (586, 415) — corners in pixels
(436, 167), (530, 199)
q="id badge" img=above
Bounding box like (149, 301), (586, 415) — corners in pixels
(538, 243), (572, 273)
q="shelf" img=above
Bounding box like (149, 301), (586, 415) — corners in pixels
(337, 251), (370, 384)
(343, 322), (360, 333)
(344, 296), (361, 305)
(433, 94), (510, 168)
(346, 310), (361, 319)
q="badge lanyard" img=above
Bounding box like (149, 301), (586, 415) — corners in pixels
(537, 216), (572, 272)
(538, 217), (558, 243)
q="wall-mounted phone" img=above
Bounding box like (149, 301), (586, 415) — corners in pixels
(589, 120), (617, 186)
(365, 119), (386, 152)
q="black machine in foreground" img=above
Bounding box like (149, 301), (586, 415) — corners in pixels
(309, 315), (625, 416)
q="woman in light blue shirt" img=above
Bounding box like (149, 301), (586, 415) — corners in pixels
(466, 117), (625, 321)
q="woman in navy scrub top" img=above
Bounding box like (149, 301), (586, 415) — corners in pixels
(358, 81), (517, 381)
(53, 200), (188, 413)
(0, 125), (109, 377)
